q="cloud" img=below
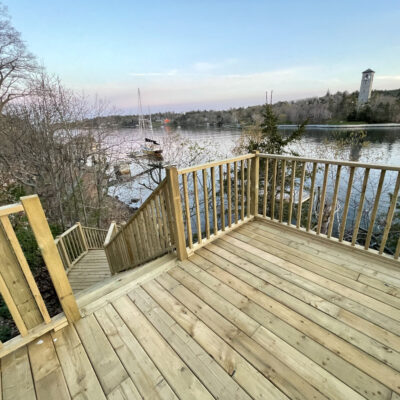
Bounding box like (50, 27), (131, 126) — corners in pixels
(375, 75), (400, 81)
(77, 64), (398, 112)
(192, 58), (238, 72)
(129, 69), (178, 77)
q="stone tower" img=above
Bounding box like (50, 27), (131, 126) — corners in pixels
(358, 69), (375, 106)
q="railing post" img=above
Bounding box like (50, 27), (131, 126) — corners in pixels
(21, 195), (81, 323)
(250, 151), (260, 215)
(166, 166), (188, 261)
(77, 222), (89, 252)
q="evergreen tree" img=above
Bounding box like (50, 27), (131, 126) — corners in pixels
(246, 104), (307, 155)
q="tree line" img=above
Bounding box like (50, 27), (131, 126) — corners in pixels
(98, 88), (400, 129)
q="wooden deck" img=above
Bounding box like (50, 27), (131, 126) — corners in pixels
(67, 250), (111, 293)
(2, 219), (400, 400)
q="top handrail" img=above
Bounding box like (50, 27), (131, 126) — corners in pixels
(0, 203), (24, 217)
(178, 154), (255, 175)
(57, 223), (80, 238)
(258, 153), (400, 172)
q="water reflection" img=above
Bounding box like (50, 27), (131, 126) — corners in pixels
(110, 126), (400, 207)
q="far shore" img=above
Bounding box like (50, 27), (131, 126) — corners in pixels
(278, 123), (400, 129)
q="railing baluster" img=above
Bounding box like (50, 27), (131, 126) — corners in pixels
(327, 165), (342, 238)
(127, 223), (138, 265)
(59, 237), (71, 269)
(219, 164), (225, 231)
(234, 161), (238, 224)
(339, 166), (355, 242)
(279, 159), (286, 223)
(211, 166), (218, 235)
(77, 222), (88, 252)
(263, 158), (269, 218)
(351, 168), (370, 245)
(0, 272), (28, 336)
(122, 225), (135, 266)
(150, 199), (161, 252)
(288, 160), (296, 225)
(246, 158), (251, 218)
(154, 195), (166, 249)
(296, 162), (306, 228)
(193, 171), (202, 244)
(182, 173), (193, 249)
(148, 204), (158, 252)
(133, 219), (144, 261)
(306, 162), (317, 232)
(241, 160), (245, 221)
(270, 159), (277, 220)
(0, 216), (51, 324)
(395, 237), (400, 260)
(227, 163), (232, 227)
(68, 230), (79, 260)
(159, 190), (170, 247)
(202, 169), (210, 239)
(316, 163), (329, 235)
(140, 208), (150, 257)
(365, 170), (386, 249)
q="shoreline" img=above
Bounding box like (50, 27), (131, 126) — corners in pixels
(278, 123), (400, 129)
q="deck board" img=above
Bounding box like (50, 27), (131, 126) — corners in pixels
(2, 218), (400, 399)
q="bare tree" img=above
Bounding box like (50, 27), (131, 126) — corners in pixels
(0, 71), (125, 229)
(0, 4), (38, 114)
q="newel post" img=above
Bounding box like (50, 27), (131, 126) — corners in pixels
(166, 166), (188, 261)
(21, 195), (81, 322)
(250, 151), (260, 215)
(77, 222), (89, 252)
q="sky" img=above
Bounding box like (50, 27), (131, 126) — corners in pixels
(4, 0), (400, 113)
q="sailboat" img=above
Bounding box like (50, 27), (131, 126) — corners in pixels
(137, 89), (163, 159)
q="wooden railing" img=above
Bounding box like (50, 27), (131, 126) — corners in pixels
(103, 221), (119, 246)
(83, 226), (108, 249)
(257, 154), (400, 261)
(55, 223), (107, 271)
(176, 154), (257, 254)
(0, 195), (80, 356)
(104, 178), (175, 274)
(104, 152), (400, 272)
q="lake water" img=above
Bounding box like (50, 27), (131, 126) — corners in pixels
(114, 125), (400, 164)
(111, 126), (400, 206)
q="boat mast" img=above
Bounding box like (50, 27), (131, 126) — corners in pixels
(148, 106), (154, 134)
(138, 88), (153, 135)
(138, 88), (145, 135)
